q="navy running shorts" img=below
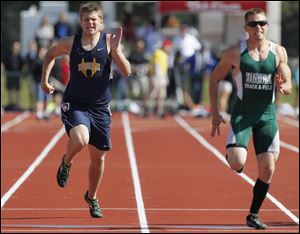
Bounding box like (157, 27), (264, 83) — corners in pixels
(61, 101), (112, 151)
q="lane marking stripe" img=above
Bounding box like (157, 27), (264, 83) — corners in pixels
(1, 224), (298, 231)
(280, 141), (299, 153)
(279, 117), (299, 128)
(1, 229), (298, 233)
(1, 127), (65, 208)
(122, 112), (149, 233)
(1, 208), (298, 211)
(1, 111), (30, 132)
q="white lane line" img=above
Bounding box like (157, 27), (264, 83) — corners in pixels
(1, 224), (298, 231)
(0, 230), (144, 233)
(279, 117), (299, 128)
(0, 224), (247, 230)
(1, 111), (30, 132)
(1, 126), (65, 208)
(122, 112), (149, 233)
(174, 115), (299, 225)
(280, 141), (299, 153)
(2, 208), (298, 211)
(1, 229), (298, 233)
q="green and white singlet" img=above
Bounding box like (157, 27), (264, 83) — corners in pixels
(226, 40), (280, 155)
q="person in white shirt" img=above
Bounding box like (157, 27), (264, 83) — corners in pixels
(171, 24), (202, 110)
(172, 24), (201, 61)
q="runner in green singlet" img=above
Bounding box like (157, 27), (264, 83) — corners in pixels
(209, 8), (292, 229)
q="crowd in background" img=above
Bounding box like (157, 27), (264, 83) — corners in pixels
(1, 11), (299, 120)
(2, 12), (72, 119)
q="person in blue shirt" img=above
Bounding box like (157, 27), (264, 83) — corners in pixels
(41, 2), (131, 218)
(54, 12), (72, 40)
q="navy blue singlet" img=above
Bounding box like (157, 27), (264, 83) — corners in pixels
(64, 32), (112, 107)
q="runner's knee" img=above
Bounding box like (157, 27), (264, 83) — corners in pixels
(226, 153), (246, 171)
(75, 133), (89, 147)
(70, 131), (89, 148)
(259, 166), (275, 183)
(229, 161), (244, 171)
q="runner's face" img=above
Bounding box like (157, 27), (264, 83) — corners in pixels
(245, 13), (269, 41)
(80, 11), (103, 36)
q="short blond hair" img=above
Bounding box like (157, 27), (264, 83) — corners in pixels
(79, 2), (103, 20)
(244, 8), (266, 22)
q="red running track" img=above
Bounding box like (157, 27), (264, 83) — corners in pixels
(1, 112), (299, 233)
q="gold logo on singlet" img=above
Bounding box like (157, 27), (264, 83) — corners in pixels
(78, 57), (100, 78)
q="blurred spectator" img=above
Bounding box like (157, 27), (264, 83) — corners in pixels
(136, 20), (163, 56)
(1, 35), (4, 63)
(128, 39), (149, 100)
(128, 39), (149, 66)
(25, 40), (39, 75)
(1, 36), (4, 114)
(172, 24), (202, 62)
(54, 12), (72, 40)
(144, 39), (173, 117)
(25, 39), (39, 109)
(293, 65), (299, 117)
(168, 50), (184, 105)
(33, 47), (51, 120)
(122, 12), (135, 42)
(171, 24), (202, 111)
(3, 41), (24, 110)
(109, 42), (130, 111)
(186, 46), (209, 107)
(111, 63), (129, 111)
(36, 16), (54, 48)
(166, 15), (180, 28)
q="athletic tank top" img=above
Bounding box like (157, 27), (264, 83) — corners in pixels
(234, 40), (277, 111)
(64, 32), (112, 106)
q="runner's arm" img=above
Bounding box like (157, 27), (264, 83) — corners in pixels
(275, 46), (292, 95)
(41, 37), (72, 94)
(109, 27), (131, 77)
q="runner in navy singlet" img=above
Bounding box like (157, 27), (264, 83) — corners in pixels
(41, 2), (131, 218)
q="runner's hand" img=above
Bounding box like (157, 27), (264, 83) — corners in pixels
(211, 112), (226, 137)
(41, 82), (55, 94)
(275, 72), (284, 94)
(110, 27), (122, 51)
